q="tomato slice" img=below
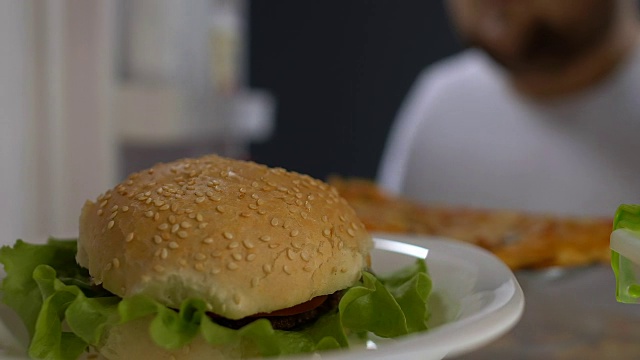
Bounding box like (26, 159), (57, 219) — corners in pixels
(251, 295), (328, 317)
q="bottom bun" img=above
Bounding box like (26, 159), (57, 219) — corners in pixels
(95, 316), (261, 360)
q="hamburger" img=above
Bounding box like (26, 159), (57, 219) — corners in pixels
(0, 155), (432, 359)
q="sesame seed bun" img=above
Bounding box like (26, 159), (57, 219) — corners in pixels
(76, 154), (372, 320)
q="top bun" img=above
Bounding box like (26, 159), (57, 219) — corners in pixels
(77, 154), (372, 319)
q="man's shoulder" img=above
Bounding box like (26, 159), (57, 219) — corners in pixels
(414, 49), (502, 94)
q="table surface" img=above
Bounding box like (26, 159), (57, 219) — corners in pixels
(454, 264), (640, 359)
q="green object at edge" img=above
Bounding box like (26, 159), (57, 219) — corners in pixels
(611, 204), (640, 303)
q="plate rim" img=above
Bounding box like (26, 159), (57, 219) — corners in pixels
(305, 233), (525, 360)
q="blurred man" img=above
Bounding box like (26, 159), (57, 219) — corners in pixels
(378, 0), (640, 216)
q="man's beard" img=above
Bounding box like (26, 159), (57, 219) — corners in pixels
(468, 8), (616, 75)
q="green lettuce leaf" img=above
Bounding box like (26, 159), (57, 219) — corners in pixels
(0, 239), (432, 360)
(378, 259), (432, 333)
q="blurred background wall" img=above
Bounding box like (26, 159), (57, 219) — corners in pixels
(1, 0), (460, 243)
(248, 1), (462, 180)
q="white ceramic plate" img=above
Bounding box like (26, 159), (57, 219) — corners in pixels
(0, 234), (524, 360)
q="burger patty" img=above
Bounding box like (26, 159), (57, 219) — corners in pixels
(211, 290), (344, 331)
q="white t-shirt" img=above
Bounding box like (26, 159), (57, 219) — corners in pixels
(378, 47), (640, 217)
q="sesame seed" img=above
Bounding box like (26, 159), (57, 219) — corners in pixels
(270, 218), (279, 226)
(112, 258), (120, 269)
(243, 239), (254, 249)
(144, 211), (153, 218)
(196, 213), (204, 222)
(223, 232), (234, 240)
(322, 215), (328, 223)
(195, 197), (205, 204)
(268, 243), (279, 249)
(304, 264), (314, 272)
(194, 263), (205, 272)
(168, 215), (177, 224)
(248, 204), (258, 210)
(195, 191), (204, 197)
(145, 198), (153, 205)
(283, 265), (292, 275)
(211, 250), (223, 257)
(171, 203), (179, 212)
(259, 235), (271, 242)
(322, 229), (331, 237)
(240, 212), (251, 217)
(154, 212), (160, 221)
(252, 181), (259, 188)
(199, 222), (209, 229)
(107, 220), (115, 229)
(287, 248), (296, 260)
(159, 204), (170, 211)
(100, 200), (108, 208)
(290, 229), (300, 237)
(169, 241), (179, 249)
(97, 209), (104, 216)
(256, 199), (265, 206)
(340, 267), (348, 273)
(154, 200), (165, 207)
(257, 209), (266, 215)
(300, 211), (308, 219)
(180, 221), (192, 229)
(216, 205), (225, 213)
(122, 206), (129, 212)
(177, 231), (188, 239)
(232, 253), (242, 261)
(251, 193), (259, 199)
(171, 224), (180, 234)
(301, 251), (311, 262)
(347, 228), (356, 237)
(246, 253), (256, 262)
(158, 223), (169, 231)
(110, 205), (119, 212)
(160, 248), (168, 259)
(227, 262), (239, 270)
(263, 264), (273, 274)
(307, 195), (315, 200)
(104, 262), (112, 271)
(211, 268), (221, 274)
(126, 232), (135, 242)
(228, 241), (239, 249)
(194, 253), (207, 261)
(203, 237), (214, 244)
